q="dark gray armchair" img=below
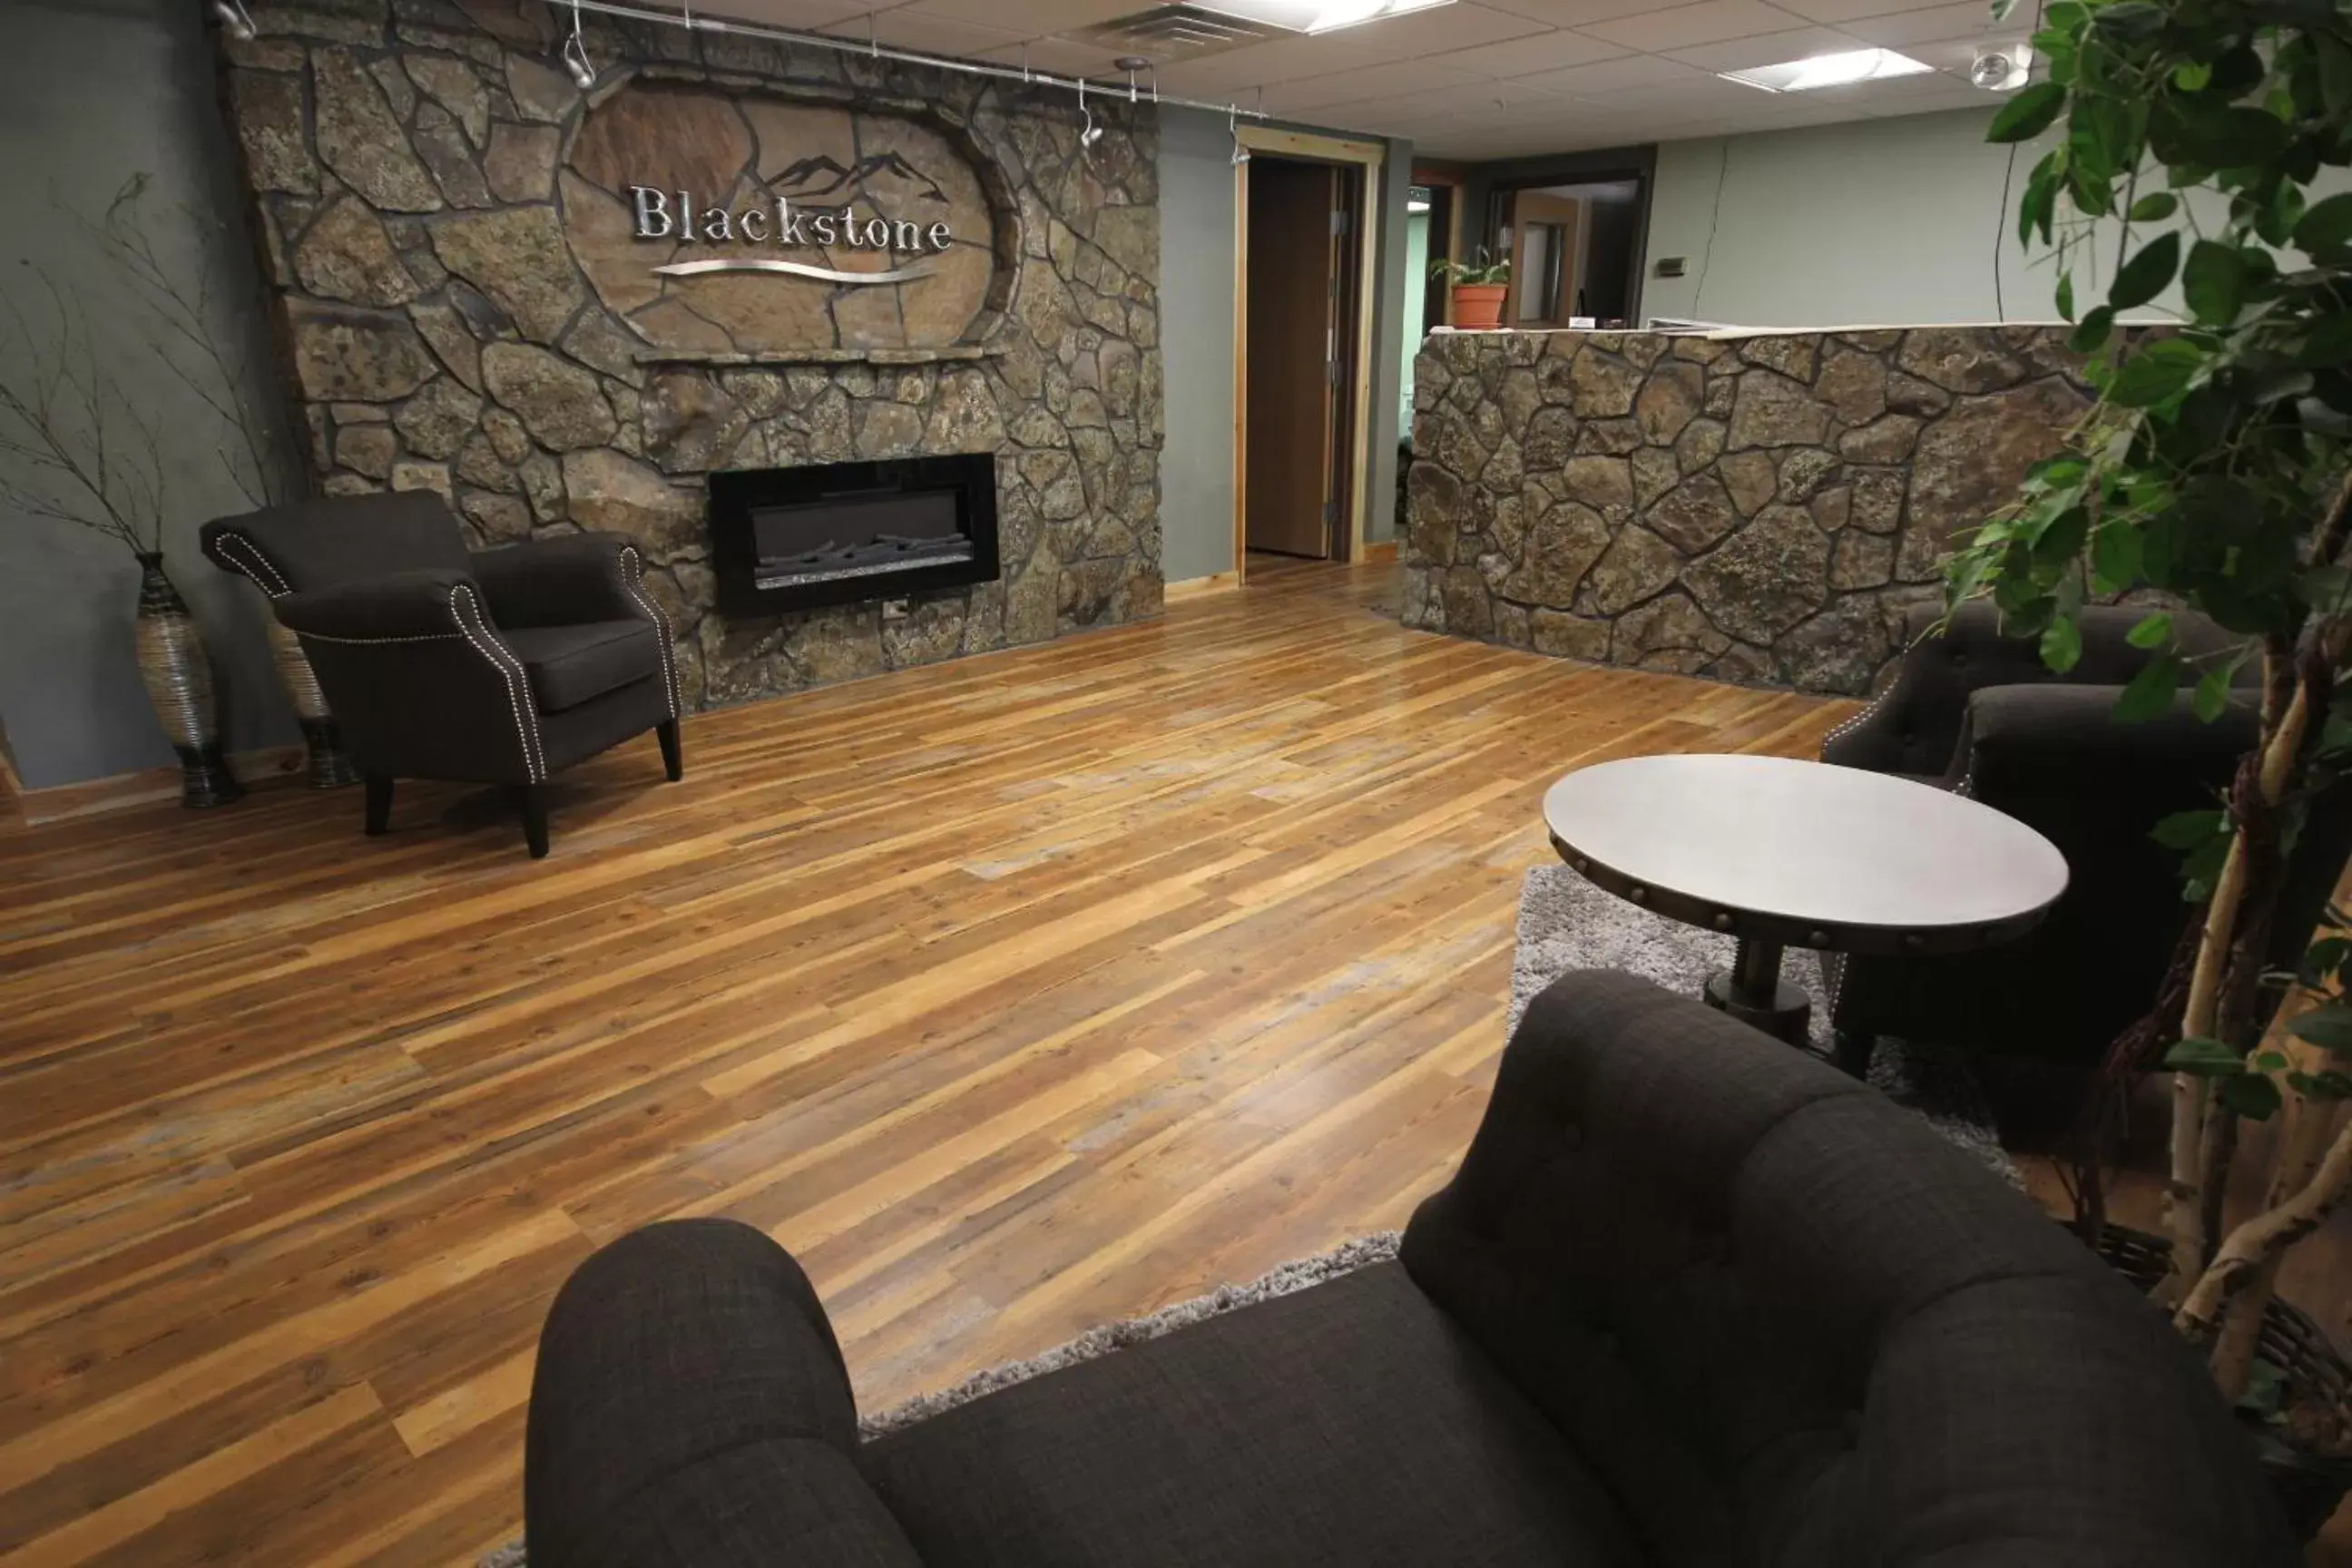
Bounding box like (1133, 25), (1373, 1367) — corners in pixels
(201, 492), (681, 858)
(1820, 601), (2348, 1073)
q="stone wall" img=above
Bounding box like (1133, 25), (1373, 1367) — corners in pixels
(216, 0), (1163, 710)
(1399, 326), (2089, 694)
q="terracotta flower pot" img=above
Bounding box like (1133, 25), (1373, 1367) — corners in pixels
(1450, 282), (1508, 330)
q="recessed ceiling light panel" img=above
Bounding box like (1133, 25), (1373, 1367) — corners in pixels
(1720, 47), (1934, 93)
(1193, 0), (1456, 35)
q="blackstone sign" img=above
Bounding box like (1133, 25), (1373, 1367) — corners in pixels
(628, 152), (965, 285)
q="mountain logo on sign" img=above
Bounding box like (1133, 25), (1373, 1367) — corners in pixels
(771, 151), (949, 205)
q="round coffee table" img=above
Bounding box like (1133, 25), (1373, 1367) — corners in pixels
(1542, 754), (2069, 1046)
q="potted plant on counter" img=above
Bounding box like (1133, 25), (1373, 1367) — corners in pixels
(1951, 0), (2352, 1534)
(1431, 250), (1511, 330)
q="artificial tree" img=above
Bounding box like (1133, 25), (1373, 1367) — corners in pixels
(1959, 0), (2352, 1405)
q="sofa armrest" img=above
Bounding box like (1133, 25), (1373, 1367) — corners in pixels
(273, 567), (480, 642)
(470, 533), (658, 631)
(525, 1219), (926, 1568)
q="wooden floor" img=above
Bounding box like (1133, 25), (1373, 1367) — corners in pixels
(0, 556), (2337, 1563)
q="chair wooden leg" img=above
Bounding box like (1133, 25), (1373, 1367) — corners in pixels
(364, 774), (394, 836)
(1834, 1028), (1877, 1080)
(514, 784), (550, 859)
(656, 719), (682, 782)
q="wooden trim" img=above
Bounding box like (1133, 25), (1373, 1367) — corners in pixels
(1164, 570), (1240, 602)
(1359, 541), (1397, 564)
(1232, 128), (1387, 572)
(1232, 152), (1250, 588)
(1237, 125), (1384, 163)
(12, 744), (308, 827)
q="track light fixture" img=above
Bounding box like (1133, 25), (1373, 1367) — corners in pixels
(211, 0), (257, 42)
(1077, 76), (1102, 151)
(1230, 104), (1250, 165)
(562, 0), (596, 90)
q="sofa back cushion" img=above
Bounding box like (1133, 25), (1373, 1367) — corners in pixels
(1399, 969), (2294, 1568)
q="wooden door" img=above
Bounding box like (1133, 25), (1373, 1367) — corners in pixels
(1245, 158), (1338, 559)
(1505, 191), (1585, 329)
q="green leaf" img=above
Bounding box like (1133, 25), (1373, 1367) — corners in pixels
(2164, 1035), (2243, 1074)
(2290, 1005), (2352, 1053)
(2110, 231), (2180, 310)
(1989, 81), (2067, 144)
(2151, 808), (2225, 849)
(2254, 1050), (2290, 1073)
(2181, 240), (2249, 325)
(2040, 614), (2082, 673)
(2173, 60), (2213, 93)
(2109, 338), (2205, 407)
(2288, 1068), (2352, 1100)
(2090, 0), (2163, 40)
(2070, 306), (2116, 354)
(2220, 1072), (2284, 1120)
(2126, 611), (2172, 649)
(2301, 936), (2352, 985)
(2055, 270), (2076, 322)
(2115, 652), (2183, 721)
(2129, 191), (2180, 222)
(2092, 523), (2142, 593)
(2193, 661), (2236, 722)
(2294, 191), (2352, 256)
(2318, 34), (2352, 116)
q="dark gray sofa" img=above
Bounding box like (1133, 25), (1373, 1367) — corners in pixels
(523, 970), (2293, 1566)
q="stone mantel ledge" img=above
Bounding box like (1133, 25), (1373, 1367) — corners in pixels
(1400, 322), (2093, 696)
(632, 345), (1005, 367)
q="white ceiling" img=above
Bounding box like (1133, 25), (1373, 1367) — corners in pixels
(701, 0), (2021, 160)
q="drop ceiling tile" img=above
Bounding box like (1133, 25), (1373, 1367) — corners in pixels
(898, 0), (1140, 32)
(1837, 0), (2014, 46)
(1581, 0), (1819, 51)
(1512, 51), (1713, 94)
(1426, 26), (1632, 76)
(1152, 37), (1358, 95)
(1261, 59), (1487, 113)
(1769, 0), (1968, 21)
(1467, 0), (1663, 29)
(816, 8), (1026, 55)
(1305, 3), (1556, 64)
(1573, 73), (1785, 112)
(1664, 25), (1865, 70)
(700, 0), (876, 27)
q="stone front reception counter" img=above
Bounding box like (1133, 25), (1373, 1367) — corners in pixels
(1399, 325), (2090, 696)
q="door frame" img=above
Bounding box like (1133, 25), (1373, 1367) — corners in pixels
(1232, 125), (1386, 583)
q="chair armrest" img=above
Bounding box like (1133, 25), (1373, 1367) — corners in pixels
(273, 567), (479, 642)
(1954, 681), (2257, 791)
(525, 1220), (926, 1568)
(470, 533), (652, 631)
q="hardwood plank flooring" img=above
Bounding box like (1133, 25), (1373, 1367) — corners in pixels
(1, 556), (2336, 1563)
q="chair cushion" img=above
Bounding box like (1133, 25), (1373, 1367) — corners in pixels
(860, 1261), (1643, 1568)
(502, 620), (661, 713)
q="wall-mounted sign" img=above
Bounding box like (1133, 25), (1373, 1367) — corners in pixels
(628, 152), (959, 286)
(563, 85), (1001, 354)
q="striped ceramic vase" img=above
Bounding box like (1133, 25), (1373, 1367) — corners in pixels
(133, 553), (241, 808)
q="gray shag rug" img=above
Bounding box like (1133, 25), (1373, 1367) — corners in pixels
(1512, 863), (2018, 1184)
(478, 1234), (1403, 1566)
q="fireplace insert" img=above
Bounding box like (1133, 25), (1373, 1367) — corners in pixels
(707, 453), (999, 616)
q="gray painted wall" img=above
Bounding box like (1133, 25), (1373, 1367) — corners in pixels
(0, 0), (299, 789)
(1156, 106), (1238, 586)
(1154, 113), (1415, 575)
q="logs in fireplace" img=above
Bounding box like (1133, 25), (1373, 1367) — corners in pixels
(708, 454), (1000, 616)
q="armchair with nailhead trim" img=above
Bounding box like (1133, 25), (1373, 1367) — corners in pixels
(1818, 601), (2348, 1078)
(201, 492), (681, 858)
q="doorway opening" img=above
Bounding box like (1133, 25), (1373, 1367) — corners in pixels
(1241, 152), (1363, 563)
(1487, 177), (1644, 329)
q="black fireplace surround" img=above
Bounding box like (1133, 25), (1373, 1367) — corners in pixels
(707, 454), (1000, 617)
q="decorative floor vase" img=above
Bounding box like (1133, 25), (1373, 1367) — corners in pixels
(134, 553), (241, 808)
(267, 621), (358, 789)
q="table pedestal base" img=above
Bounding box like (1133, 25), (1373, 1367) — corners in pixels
(1702, 937), (1811, 1046)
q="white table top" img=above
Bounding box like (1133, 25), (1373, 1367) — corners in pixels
(1543, 754), (2069, 934)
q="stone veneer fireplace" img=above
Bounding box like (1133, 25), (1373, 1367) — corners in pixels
(214, 0), (1163, 710)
